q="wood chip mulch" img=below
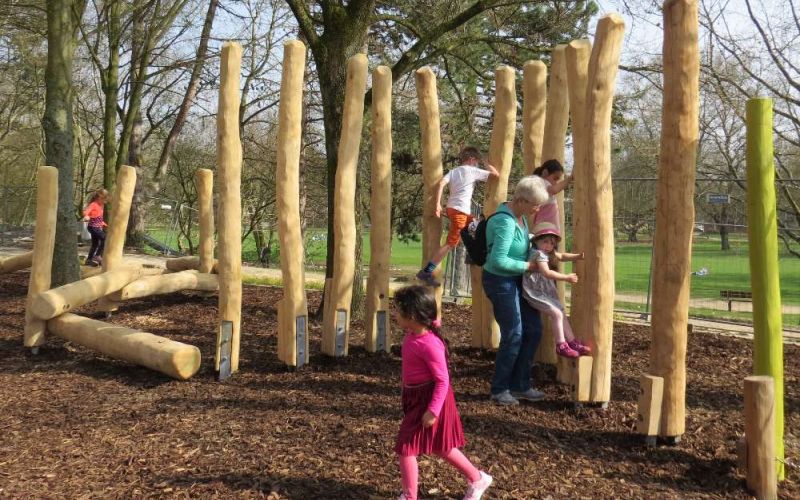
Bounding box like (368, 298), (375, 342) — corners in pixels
(0, 272), (797, 499)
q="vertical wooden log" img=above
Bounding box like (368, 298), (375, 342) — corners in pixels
(585, 14), (625, 403)
(522, 60), (547, 176)
(216, 42), (243, 371)
(322, 53), (368, 356)
(415, 67), (445, 313)
(365, 65), (392, 353)
(744, 376), (777, 498)
(276, 40), (309, 366)
(571, 356), (593, 402)
(469, 266), (483, 347)
(746, 97), (784, 479)
(636, 374), (664, 437)
(566, 39), (592, 346)
(196, 168), (214, 274)
(97, 165), (137, 312)
(478, 65), (517, 349)
(535, 45), (569, 365)
(23, 166), (58, 347)
(649, 0), (698, 436)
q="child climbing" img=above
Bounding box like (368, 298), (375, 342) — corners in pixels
(83, 188), (108, 267)
(416, 146), (498, 287)
(522, 222), (591, 359)
(393, 285), (493, 500)
(532, 159), (572, 229)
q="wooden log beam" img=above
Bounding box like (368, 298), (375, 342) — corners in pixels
(744, 375), (777, 498)
(24, 166), (58, 347)
(0, 251), (33, 274)
(276, 40), (309, 366)
(216, 42), (243, 372)
(113, 270), (218, 301)
(322, 53), (368, 357)
(522, 60), (547, 176)
(636, 374), (664, 437)
(196, 168), (215, 274)
(98, 165), (137, 313)
(48, 313), (201, 380)
(571, 356), (593, 402)
(365, 65), (393, 353)
(166, 256), (218, 273)
(31, 266), (144, 320)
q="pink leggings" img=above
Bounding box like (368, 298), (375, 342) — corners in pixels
(398, 448), (480, 500)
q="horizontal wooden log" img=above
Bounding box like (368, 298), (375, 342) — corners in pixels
(0, 251), (33, 274)
(166, 256), (218, 273)
(47, 313), (201, 380)
(114, 270), (218, 300)
(31, 266), (143, 320)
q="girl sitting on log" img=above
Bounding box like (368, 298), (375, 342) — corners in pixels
(82, 188), (108, 267)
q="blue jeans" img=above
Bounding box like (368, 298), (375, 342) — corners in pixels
(482, 270), (542, 395)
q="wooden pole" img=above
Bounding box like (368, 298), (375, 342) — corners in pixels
(649, 0), (699, 438)
(196, 168), (214, 274)
(216, 42), (243, 371)
(98, 165), (137, 313)
(566, 39), (592, 347)
(275, 40), (309, 366)
(746, 97), (784, 479)
(522, 60), (547, 176)
(48, 313), (201, 380)
(0, 251), (33, 274)
(23, 166), (58, 348)
(415, 67), (445, 313)
(321, 53), (368, 356)
(535, 45), (569, 365)
(365, 65), (393, 353)
(584, 14), (625, 403)
(479, 65), (517, 349)
(744, 376), (777, 498)
(113, 270), (218, 300)
(636, 374), (664, 440)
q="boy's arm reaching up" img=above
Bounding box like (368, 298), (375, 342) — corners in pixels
(434, 177), (448, 218)
(484, 162), (499, 178)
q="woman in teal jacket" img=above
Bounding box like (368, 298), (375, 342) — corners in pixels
(483, 175), (550, 406)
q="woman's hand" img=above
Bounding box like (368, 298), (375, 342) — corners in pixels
(422, 410), (437, 428)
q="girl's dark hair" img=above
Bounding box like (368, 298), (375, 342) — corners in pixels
(533, 159), (564, 177)
(394, 284), (449, 356)
(533, 234), (559, 271)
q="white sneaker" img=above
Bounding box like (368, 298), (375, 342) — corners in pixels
(511, 388), (545, 402)
(490, 390), (519, 406)
(463, 471), (493, 500)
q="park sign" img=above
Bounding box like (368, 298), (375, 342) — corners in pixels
(706, 193), (731, 205)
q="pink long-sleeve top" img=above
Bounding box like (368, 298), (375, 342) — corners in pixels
(401, 331), (450, 417)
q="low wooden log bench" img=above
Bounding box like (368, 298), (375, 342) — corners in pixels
(720, 290), (753, 311)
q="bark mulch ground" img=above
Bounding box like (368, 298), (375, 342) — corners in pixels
(0, 271), (797, 499)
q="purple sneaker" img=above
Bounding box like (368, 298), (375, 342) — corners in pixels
(568, 339), (592, 356)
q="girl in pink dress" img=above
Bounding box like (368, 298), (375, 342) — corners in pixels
(532, 159), (573, 230)
(393, 285), (492, 500)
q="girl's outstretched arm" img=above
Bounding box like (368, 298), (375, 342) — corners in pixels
(535, 260), (578, 283)
(547, 174), (573, 195)
(555, 250), (584, 262)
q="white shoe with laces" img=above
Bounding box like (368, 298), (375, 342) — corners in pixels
(463, 471), (493, 500)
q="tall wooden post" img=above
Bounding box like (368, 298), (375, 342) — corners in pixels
(566, 39), (592, 345)
(522, 60), (547, 176)
(478, 66), (517, 349)
(365, 65), (393, 353)
(196, 168), (214, 274)
(322, 53), (368, 356)
(216, 42), (243, 371)
(746, 97), (784, 479)
(415, 67), (444, 313)
(23, 166), (59, 348)
(744, 376), (778, 498)
(98, 165), (137, 313)
(649, 0), (699, 438)
(584, 14), (625, 403)
(535, 45), (569, 365)
(276, 40), (309, 366)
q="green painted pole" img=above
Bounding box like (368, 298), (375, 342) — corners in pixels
(745, 97), (784, 481)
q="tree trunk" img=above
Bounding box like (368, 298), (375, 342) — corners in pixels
(45, 0), (84, 286)
(627, 226), (639, 242)
(102, 0), (121, 193)
(126, 112), (146, 247)
(719, 224), (730, 250)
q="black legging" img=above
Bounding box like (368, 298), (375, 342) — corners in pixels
(87, 226), (106, 260)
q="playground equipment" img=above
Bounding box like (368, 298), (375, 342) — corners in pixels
(0, 251), (33, 274)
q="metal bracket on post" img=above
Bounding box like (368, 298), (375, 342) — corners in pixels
(295, 315), (307, 368)
(376, 310), (387, 352)
(335, 309), (347, 356)
(218, 320), (233, 381)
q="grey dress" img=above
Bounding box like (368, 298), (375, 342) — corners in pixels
(522, 249), (563, 312)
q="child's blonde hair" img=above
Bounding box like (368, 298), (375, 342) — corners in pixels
(89, 188), (109, 202)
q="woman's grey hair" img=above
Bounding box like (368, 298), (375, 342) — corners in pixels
(512, 175), (549, 206)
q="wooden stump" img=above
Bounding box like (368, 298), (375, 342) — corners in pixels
(636, 374), (664, 437)
(196, 168), (215, 274)
(522, 60), (547, 176)
(744, 376), (777, 499)
(98, 165), (137, 313)
(571, 356), (593, 402)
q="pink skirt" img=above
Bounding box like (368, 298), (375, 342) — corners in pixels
(395, 381), (465, 456)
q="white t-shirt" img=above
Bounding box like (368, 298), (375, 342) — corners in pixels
(442, 165), (490, 214)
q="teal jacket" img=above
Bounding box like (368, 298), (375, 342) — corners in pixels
(484, 202), (530, 276)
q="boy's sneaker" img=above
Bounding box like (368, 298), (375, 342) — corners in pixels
(511, 388), (545, 402)
(463, 471), (493, 500)
(556, 341), (580, 358)
(490, 390), (519, 406)
(415, 270), (441, 287)
(568, 339), (592, 356)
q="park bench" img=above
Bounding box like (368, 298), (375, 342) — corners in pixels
(720, 290), (753, 311)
